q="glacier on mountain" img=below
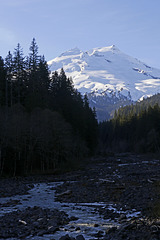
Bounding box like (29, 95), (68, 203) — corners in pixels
(48, 45), (160, 120)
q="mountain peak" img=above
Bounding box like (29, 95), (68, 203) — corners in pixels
(88, 45), (120, 56)
(110, 44), (119, 51)
(60, 47), (81, 57)
(48, 45), (160, 102)
(99, 44), (120, 52)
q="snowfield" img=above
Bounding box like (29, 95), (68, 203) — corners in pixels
(48, 45), (160, 102)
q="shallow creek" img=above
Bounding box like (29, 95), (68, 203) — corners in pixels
(0, 181), (141, 239)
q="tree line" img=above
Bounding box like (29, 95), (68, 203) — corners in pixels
(0, 39), (98, 176)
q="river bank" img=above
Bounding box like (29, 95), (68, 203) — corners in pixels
(0, 153), (160, 239)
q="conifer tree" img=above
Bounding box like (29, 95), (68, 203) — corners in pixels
(29, 38), (39, 71)
(5, 51), (13, 106)
(0, 56), (6, 106)
(50, 71), (59, 94)
(12, 43), (26, 105)
(58, 68), (74, 100)
(50, 68), (74, 114)
(28, 38), (39, 92)
(36, 55), (50, 108)
(25, 38), (40, 109)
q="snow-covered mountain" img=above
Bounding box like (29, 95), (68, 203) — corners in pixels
(48, 45), (160, 121)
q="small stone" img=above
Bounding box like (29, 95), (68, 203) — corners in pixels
(119, 214), (126, 221)
(59, 234), (71, 240)
(47, 226), (59, 233)
(18, 233), (28, 238)
(76, 235), (85, 240)
(75, 227), (81, 231)
(18, 220), (27, 225)
(70, 216), (79, 221)
(56, 190), (72, 197)
(33, 221), (39, 227)
(94, 230), (104, 237)
(106, 226), (117, 234)
(37, 230), (46, 236)
(94, 223), (99, 227)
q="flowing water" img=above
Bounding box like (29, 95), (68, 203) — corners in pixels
(0, 181), (140, 239)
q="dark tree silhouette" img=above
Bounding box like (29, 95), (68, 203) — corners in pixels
(0, 57), (7, 106)
(0, 40), (98, 176)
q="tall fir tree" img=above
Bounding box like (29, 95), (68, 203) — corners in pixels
(25, 39), (51, 109)
(50, 68), (74, 113)
(29, 38), (39, 71)
(12, 43), (26, 105)
(28, 38), (39, 93)
(36, 55), (50, 108)
(25, 38), (40, 109)
(0, 56), (7, 106)
(5, 51), (13, 107)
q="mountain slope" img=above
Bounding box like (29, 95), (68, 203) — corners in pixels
(48, 45), (160, 120)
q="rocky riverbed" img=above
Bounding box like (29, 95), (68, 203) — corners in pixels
(0, 153), (160, 239)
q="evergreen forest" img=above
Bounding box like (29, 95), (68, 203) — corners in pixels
(99, 97), (160, 154)
(0, 39), (98, 176)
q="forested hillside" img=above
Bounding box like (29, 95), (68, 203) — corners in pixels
(99, 97), (160, 153)
(0, 39), (98, 176)
(112, 93), (160, 119)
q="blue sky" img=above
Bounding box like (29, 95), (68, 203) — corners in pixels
(0, 0), (160, 68)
